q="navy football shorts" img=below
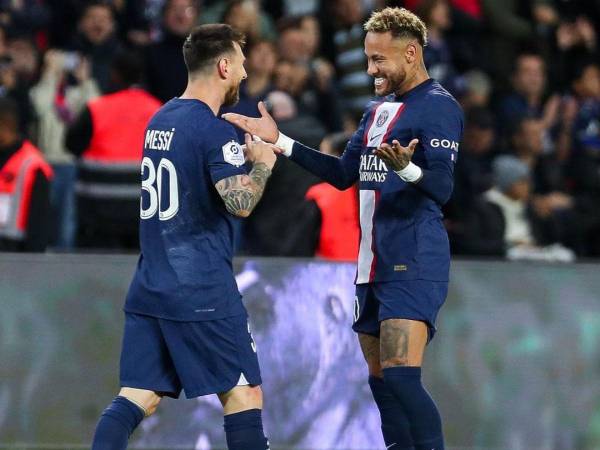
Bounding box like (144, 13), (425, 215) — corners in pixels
(352, 280), (448, 342)
(119, 312), (262, 398)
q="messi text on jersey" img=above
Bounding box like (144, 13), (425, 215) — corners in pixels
(145, 128), (176, 151)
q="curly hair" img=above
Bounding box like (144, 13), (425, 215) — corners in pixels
(364, 7), (428, 47)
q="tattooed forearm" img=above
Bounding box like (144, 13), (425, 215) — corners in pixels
(215, 162), (272, 217)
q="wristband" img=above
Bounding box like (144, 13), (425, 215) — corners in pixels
(394, 162), (423, 183)
(275, 132), (295, 157)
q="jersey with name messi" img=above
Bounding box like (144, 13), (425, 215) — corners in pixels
(290, 79), (464, 284)
(125, 98), (248, 321)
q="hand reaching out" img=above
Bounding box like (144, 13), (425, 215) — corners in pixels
(222, 101), (280, 143)
(373, 139), (419, 171)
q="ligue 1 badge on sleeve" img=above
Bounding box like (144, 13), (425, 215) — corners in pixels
(222, 140), (245, 167)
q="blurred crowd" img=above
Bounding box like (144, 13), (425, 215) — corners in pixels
(0, 0), (600, 261)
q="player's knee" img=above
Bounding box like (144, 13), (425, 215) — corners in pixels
(220, 385), (263, 414)
(366, 359), (383, 378)
(380, 356), (410, 369)
(118, 387), (162, 416)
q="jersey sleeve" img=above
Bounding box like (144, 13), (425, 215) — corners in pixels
(414, 96), (464, 205)
(205, 121), (248, 185)
(288, 106), (371, 190)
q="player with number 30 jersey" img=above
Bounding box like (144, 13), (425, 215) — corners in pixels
(91, 24), (276, 450)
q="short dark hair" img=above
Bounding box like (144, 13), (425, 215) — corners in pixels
(79, 0), (115, 20)
(111, 49), (144, 86)
(183, 24), (245, 75)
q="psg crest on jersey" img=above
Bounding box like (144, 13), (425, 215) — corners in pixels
(222, 140), (245, 167)
(376, 110), (389, 127)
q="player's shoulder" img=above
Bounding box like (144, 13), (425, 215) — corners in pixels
(422, 80), (463, 116)
(203, 117), (239, 146)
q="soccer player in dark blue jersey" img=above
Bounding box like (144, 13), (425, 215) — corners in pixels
(90, 24), (276, 450)
(224, 7), (464, 450)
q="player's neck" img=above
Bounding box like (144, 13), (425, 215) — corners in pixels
(180, 81), (225, 116)
(395, 67), (430, 97)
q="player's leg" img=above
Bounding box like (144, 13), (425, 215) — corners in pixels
(218, 385), (269, 450)
(375, 280), (448, 450)
(380, 319), (444, 450)
(353, 286), (413, 449)
(92, 312), (182, 450)
(91, 388), (161, 450)
(161, 314), (268, 450)
(359, 333), (414, 449)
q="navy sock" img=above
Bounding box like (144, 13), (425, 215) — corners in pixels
(383, 367), (444, 450)
(368, 376), (414, 449)
(224, 409), (269, 450)
(91, 396), (144, 450)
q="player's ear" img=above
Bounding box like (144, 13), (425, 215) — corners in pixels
(217, 57), (229, 79)
(405, 42), (417, 64)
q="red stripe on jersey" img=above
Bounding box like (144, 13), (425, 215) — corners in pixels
(382, 103), (406, 144)
(363, 103), (382, 147)
(368, 190), (381, 283)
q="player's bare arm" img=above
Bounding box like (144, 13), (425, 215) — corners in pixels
(215, 133), (276, 217)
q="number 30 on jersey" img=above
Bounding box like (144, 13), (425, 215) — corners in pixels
(140, 156), (179, 220)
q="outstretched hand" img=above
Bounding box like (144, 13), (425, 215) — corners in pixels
(373, 139), (419, 171)
(222, 101), (280, 144)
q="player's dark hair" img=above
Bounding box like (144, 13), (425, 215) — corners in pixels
(0, 97), (20, 131)
(183, 24), (246, 76)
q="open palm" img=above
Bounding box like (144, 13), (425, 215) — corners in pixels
(222, 101), (279, 143)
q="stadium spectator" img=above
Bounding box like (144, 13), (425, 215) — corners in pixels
(446, 107), (495, 250)
(0, 97), (52, 252)
(320, 0), (372, 123)
(276, 16), (343, 132)
(201, 0), (277, 40)
(0, 43), (35, 136)
(68, 1), (121, 93)
(221, 0), (277, 42)
(145, 0), (198, 103)
(457, 155), (576, 260)
(480, 0), (551, 84)
(457, 69), (493, 110)
(554, 15), (597, 88)
(566, 61), (600, 256)
(305, 131), (359, 261)
(30, 49), (100, 249)
(415, 0), (458, 91)
(65, 50), (160, 250)
(0, 0), (51, 38)
(497, 52), (560, 145)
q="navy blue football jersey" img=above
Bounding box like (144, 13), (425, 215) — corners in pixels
(289, 79), (464, 283)
(124, 98), (248, 321)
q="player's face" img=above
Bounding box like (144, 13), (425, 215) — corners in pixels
(365, 31), (411, 96)
(223, 42), (247, 107)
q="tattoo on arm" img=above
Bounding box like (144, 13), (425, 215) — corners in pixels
(215, 162), (272, 217)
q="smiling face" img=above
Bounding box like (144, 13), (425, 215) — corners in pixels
(365, 31), (417, 96)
